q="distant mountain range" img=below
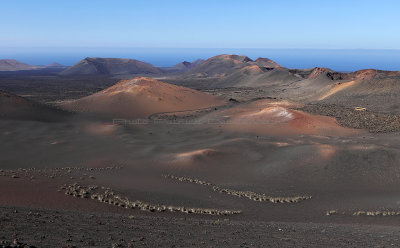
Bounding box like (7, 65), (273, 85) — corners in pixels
(0, 59), (66, 71)
(3, 55), (399, 81)
(0, 57), (208, 75)
(53, 54), (288, 80)
(60, 57), (207, 76)
(3, 54), (400, 119)
(0, 55), (285, 77)
(3, 56), (400, 100)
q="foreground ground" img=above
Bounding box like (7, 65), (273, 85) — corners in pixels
(2, 205), (400, 248)
(2, 114), (400, 247)
(3, 70), (400, 247)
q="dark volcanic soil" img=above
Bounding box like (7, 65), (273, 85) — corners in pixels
(3, 69), (400, 247)
(299, 104), (400, 133)
(2, 206), (400, 248)
(0, 70), (119, 103)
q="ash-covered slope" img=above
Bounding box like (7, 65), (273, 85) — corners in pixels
(216, 65), (301, 87)
(309, 70), (400, 113)
(59, 58), (162, 76)
(0, 90), (70, 122)
(60, 77), (226, 118)
(274, 67), (400, 114)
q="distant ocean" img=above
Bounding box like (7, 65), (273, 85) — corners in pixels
(1, 47), (400, 72)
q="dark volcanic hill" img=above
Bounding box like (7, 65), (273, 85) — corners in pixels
(0, 90), (70, 122)
(186, 54), (254, 77)
(216, 65), (301, 87)
(59, 57), (162, 76)
(0, 59), (40, 71)
(254, 57), (281, 68)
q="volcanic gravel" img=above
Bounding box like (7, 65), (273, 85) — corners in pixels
(2, 206), (400, 247)
(299, 104), (400, 133)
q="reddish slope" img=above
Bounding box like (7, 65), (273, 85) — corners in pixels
(201, 100), (362, 136)
(60, 77), (226, 118)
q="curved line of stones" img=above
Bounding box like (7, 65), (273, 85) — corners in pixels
(327, 209), (400, 217)
(162, 174), (312, 203)
(62, 183), (241, 216)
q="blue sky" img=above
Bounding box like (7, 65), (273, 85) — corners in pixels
(1, 0), (400, 49)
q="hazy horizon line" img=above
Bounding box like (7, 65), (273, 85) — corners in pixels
(2, 47), (400, 50)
